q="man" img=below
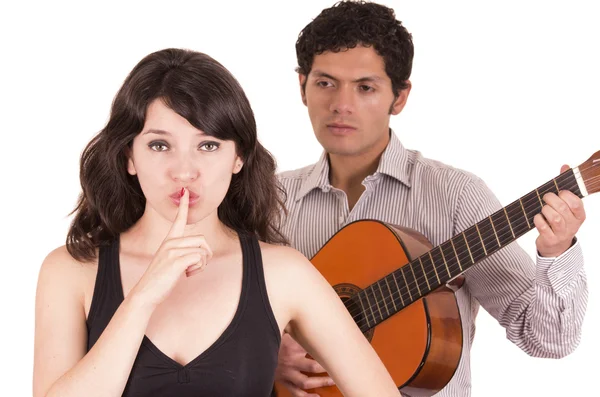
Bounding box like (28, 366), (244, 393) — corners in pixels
(274, 1), (588, 396)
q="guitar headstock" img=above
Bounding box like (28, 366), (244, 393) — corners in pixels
(578, 151), (600, 195)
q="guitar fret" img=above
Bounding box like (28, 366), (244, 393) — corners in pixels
(553, 178), (560, 193)
(418, 257), (431, 290)
(481, 217), (500, 256)
(409, 264), (422, 296)
(357, 292), (370, 328)
(475, 223), (487, 256)
(539, 180), (558, 202)
(450, 238), (463, 271)
(519, 198), (531, 228)
(503, 207), (516, 238)
(535, 188), (544, 207)
(385, 277), (398, 311)
(560, 170), (582, 197)
(506, 201), (537, 238)
(491, 210), (512, 246)
(439, 245), (451, 278)
(400, 267), (413, 301)
(392, 272), (405, 306)
(370, 285), (383, 321)
(489, 215), (501, 247)
(363, 288), (376, 325)
(462, 231), (475, 264)
(378, 281), (390, 316)
(440, 242), (458, 278)
(429, 251), (441, 284)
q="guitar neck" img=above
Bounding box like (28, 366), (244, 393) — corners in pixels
(355, 168), (588, 331)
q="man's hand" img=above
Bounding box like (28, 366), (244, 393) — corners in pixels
(534, 165), (586, 257)
(275, 333), (335, 397)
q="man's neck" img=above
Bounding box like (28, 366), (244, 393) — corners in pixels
(328, 137), (389, 211)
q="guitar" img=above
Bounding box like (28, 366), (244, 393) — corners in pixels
(275, 151), (600, 397)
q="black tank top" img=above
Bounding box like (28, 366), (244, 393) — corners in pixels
(86, 234), (281, 396)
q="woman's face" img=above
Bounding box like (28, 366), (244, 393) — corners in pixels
(127, 99), (243, 224)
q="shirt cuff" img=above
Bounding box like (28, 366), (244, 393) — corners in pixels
(535, 239), (584, 294)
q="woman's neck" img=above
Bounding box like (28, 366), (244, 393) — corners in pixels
(120, 206), (234, 257)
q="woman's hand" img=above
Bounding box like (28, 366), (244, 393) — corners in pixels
(130, 187), (213, 308)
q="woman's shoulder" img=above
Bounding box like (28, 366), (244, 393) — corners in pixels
(41, 245), (96, 269)
(37, 245), (98, 291)
(257, 242), (320, 281)
(258, 242), (307, 265)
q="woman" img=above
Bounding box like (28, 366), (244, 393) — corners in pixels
(32, 48), (400, 397)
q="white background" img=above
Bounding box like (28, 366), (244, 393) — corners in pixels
(1, 0), (599, 395)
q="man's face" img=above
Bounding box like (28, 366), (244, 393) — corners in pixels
(300, 45), (410, 158)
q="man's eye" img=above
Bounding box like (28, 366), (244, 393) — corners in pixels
(360, 85), (374, 92)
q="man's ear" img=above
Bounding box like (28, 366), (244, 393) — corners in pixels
(390, 80), (412, 115)
(299, 74), (308, 106)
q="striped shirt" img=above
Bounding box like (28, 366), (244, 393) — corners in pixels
(277, 131), (588, 396)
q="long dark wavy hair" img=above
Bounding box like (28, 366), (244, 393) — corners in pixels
(296, 0), (414, 95)
(67, 48), (288, 262)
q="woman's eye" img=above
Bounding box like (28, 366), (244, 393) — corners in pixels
(200, 142), (220, 152)
(149, 142), (169, 152)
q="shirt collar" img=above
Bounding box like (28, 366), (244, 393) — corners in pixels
(295, 130), (411, 201)
(376, 130), (412, 188)
(296, 151), (331, 201)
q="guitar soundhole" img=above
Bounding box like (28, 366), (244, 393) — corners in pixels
(334, 283), (375, 343)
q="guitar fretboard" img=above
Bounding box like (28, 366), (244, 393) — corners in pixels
(349, 169), (583, 333)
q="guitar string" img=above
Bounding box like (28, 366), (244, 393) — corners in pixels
(346, 172), (600, 328)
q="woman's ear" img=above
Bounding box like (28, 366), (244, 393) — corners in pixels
(126, 147), (137, 175)
(233, 157), (244, 174)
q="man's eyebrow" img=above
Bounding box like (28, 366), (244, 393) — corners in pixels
(353, 76), (384, 83)
(312, 71), (339, 81)
(311, 70), (384, 83)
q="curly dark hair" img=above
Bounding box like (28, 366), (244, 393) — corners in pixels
(67, 48), (288, 261)
(296, 0), (414, 96)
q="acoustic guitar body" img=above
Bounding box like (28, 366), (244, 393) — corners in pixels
(275, 220), (463, 397)
(275, 154), (600, 396)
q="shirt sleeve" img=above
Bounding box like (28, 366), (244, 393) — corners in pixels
(454, 176), (588, 358)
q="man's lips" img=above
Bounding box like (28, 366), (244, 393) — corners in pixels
(327, 122), (356, 129)
(327, 123), (357, 135)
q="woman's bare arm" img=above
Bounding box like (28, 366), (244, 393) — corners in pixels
(33, 246), (154, 397)
(264, 246), (400, 397)
(34, 189), (209, 397)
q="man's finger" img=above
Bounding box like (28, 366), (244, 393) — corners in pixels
(558, 190), (586, 221)
(295, 357), (327, 374)
(281, 381), (320, 397)
(286, 371), (334, 391)
(167, 187), (189, 238)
